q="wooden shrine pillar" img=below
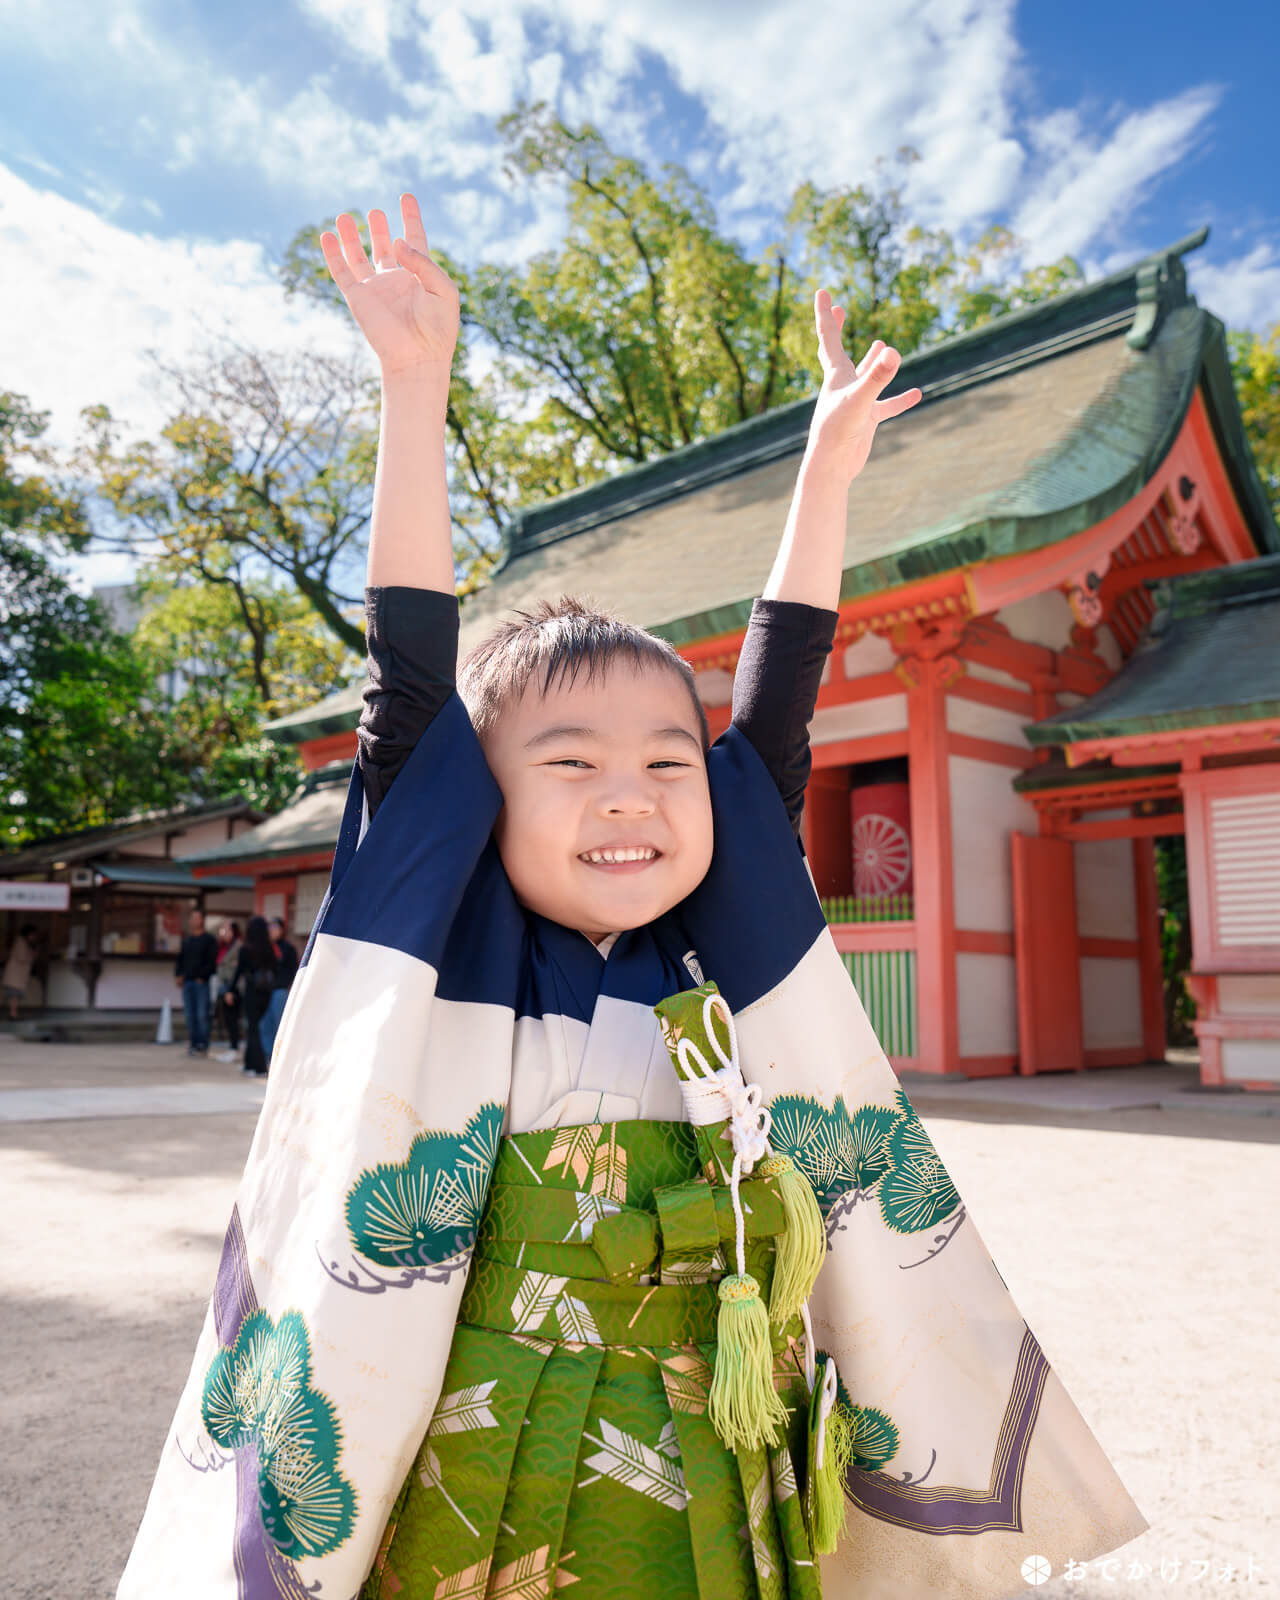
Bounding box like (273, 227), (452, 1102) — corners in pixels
(904, 655), (960, 1074)
(1011, 833), (1084, 1073)
(804, 767), (853, 898)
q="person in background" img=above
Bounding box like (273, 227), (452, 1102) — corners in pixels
(259, 915), (300, 1063)
(226, 915), (277, 1077)
(3, 923), (39, 1022)
(173, 908), (218, 1057)
(211, 920), (243, 1062)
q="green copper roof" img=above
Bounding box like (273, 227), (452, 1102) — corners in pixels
(264, 224), (1277, 748)
(266, 679), (367, 741)
(95, 861), (257, 890)
(177, 764), (352, 867)
(1024, 554), (1280, 746)
(0, 797), (263, 874)
(1010, 756), (1180, 795)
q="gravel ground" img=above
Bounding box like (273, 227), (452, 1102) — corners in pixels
(1, 1040), (1275, 1598)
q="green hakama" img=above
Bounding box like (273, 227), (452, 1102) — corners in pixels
(362, 1117), (825, 1600)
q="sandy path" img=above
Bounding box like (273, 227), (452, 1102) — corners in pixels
(1, 1041), (1274, 1598)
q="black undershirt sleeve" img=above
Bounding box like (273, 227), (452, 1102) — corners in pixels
(730, 597), (839, 844)
(357, 585), (459, 821)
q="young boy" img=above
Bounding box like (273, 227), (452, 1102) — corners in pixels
(118, 196), (1146, 1600)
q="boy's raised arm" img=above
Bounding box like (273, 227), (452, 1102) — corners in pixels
(320, 193), (459, 595)
(732, 293), (923, 840)
(763, 290), (922, 610)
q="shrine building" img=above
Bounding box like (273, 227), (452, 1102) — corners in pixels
(179, 227), (1280, 1089)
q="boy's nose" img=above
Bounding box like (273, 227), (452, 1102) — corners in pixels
(601, 787), (657, 815)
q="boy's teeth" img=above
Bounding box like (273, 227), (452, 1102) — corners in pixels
(581, 848), (657, 863)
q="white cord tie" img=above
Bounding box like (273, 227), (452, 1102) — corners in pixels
(815, 1353), (840, 1468)
(799, 1300), (817, 1392)
(674, 992), (773, 1277)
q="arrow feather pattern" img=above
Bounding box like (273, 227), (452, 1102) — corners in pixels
(427, 1380), (499, 1437)
(510, 1271), (569, 1333)
(742, 1467), (777, 1582)
(555, 1292), (602, 1346)
(433, 1556), (492, 1599)
(486, 1544), (555, 1599)
(656, 1420), (681, 1460)
(590, 1132), (628, 1204)
(545, 1126), (600, 1186)
(571, 1190), (620, 1241)
(770, 1444), (798, 1502)
(659, 1351), (712, 1416)
(579, 1419), (687, 1510)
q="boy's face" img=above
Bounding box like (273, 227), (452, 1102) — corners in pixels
(482, 659), (714, 945)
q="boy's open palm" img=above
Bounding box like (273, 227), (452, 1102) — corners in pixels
(807, 289), (923, 482)
(320, 193), (459, 374)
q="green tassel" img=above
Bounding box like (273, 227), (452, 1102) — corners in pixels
(708, 1273), (790, 1454)
(809, 1398), (854, 1553)
(757, 1153), (826, 1327)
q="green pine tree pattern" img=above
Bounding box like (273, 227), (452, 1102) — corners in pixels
(201, 1308), (356, 1559)
(768, 1085), (959, 1237)
(345, 1102), (504, 1268)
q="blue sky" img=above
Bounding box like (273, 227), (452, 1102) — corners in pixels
(0, 0), (1276, 588)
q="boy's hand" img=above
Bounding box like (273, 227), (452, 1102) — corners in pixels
(805, 289), (922, 484)
(320, 193), (460, 376)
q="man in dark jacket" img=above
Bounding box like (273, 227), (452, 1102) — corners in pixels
(173, 908), (218, 1056)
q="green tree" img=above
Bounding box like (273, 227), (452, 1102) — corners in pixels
(0, 390), (187, 845)
(1228, 322), (1280, 525)
(280, 103), (1086, 593)
(73, 340), (378, 654)
(1155, 836), (1195, 1047)
(129, 571), (356, 810)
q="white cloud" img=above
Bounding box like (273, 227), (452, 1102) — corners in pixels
(1188, 243), (1280, 335)
(0, 163), (370, 455)
(1010, 85), (1222, 262)
(289, 0), (1225, 276)
(299, 0), (402, 64)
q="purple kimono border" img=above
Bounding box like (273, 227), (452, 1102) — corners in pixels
(847, 1325), (1048, 1536)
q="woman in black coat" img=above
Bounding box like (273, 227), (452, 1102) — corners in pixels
(226, 915), (278, 1076)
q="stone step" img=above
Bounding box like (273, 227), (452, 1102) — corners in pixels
(0, 1009), (226, 1045)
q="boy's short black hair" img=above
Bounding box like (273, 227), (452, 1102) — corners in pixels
(458, 594), (711, 754)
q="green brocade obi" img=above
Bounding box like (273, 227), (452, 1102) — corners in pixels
(463, 1119), (801, 1348)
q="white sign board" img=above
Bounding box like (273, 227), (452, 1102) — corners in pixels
(0, 881), (71, 911)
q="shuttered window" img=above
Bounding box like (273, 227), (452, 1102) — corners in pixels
(1210, 790), (1280, 946)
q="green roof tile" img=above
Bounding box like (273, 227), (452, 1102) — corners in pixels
(1025, 553), (1280, 745)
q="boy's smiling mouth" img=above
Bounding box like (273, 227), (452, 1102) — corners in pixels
(578, 845), (662, 871)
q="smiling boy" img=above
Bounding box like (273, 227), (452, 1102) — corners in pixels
(119, 196), (1148, 1600)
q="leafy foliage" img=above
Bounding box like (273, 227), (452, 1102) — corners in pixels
(129, 570), (356, 811)
(279, 104), (1088, 594)
(71, 342), (378, 652)
(0, 392), (184, 845)
(1155, 836), (1196, 1045)
(1228, 322), (1280, 527)
(0, 391), (331, 844)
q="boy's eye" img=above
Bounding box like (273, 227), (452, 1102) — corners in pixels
(548, 759), (689, 769)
